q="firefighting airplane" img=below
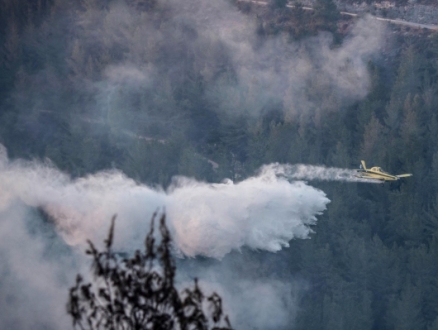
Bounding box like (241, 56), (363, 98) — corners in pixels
(356, 160), (412, 182)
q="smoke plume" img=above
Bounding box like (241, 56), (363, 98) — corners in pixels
(0, 144), (330, 258)
(0, 143), (331, 329)
(177, 258), (307, 330)
(262, 163), (382, 183)
(10, 0), (386, 144)
(0, 0), (389, 328)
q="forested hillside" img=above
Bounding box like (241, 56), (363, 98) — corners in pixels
(1, 0), (438, 329)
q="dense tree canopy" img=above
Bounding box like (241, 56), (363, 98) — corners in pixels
(2, 0), (438, 329)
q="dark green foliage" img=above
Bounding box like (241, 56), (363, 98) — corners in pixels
(67, 214), (232, 330)
(3, 1), (438, 329)
(314, 0), (339, 23)
(253, 0), (341, 39)
(270, 0), (287, 9)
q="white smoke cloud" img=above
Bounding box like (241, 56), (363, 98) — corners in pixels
(66, 1), (386, 128)
(182, 277), (303, 330)
(1, 144), (385, 329)
(0, 144), (330, 258)
(169, 176), (327, 258)
(204, 13), (386, 120)
(0, 203), (80, 329)
(0, 144), (329, 329)
(0, 1), (390, 329)
(262, 162), (382, 183)
(177, 257), (307, 330)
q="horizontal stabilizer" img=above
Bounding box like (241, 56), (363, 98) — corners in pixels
(396, 174), (412, 178)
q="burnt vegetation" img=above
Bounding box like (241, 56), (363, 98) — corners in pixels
(67, 213), (232, 330)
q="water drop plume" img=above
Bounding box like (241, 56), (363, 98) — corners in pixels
(0, 145), (331, 258)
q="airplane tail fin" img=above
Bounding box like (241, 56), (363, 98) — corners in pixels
(396, 173), (413, 178)
(360, 160), (367, 170)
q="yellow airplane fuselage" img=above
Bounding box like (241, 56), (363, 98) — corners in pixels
(356, 167), (398, 181)
(356, 161), (412, 182)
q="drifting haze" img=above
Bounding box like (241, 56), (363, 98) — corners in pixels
(178, 258), (307, 330)
(1, 0), (389, 329)
(11, 0), (386, 144)
(0, 143), (330, 329)
(82, 2), (385, 127)
(0, 144), (330, 258)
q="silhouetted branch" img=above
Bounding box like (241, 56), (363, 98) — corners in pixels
(67, 213), (233, 330)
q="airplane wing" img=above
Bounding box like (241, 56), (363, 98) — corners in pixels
(396, 174), (412, 178)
